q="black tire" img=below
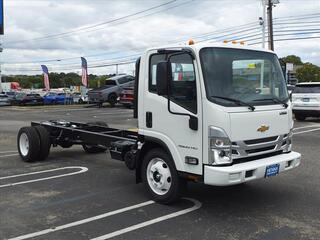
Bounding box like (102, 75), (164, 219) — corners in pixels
(141, 148), (186, 204)
(108, 93), (117, 107)
(34, 126), (51, 161)
(17, 127), (41, 162)
(78, 99), (83, 104)
(295, 114), (306, 121)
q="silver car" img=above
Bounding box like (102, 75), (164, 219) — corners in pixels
(0, 94), (10, 106)
(88, 75), (134, 107)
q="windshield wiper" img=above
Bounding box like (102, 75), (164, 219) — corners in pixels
(253, 97), (288, 108)
(210, 95), (255, 111)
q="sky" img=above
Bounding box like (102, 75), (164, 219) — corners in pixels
(2, 0), (320, 75)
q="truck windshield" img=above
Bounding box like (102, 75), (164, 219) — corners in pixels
(200, 47), (288, 107)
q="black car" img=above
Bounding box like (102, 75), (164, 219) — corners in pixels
(13, 93), (44, 106)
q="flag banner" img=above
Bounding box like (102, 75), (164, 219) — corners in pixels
(41, 65), (50, 91)
(0, 0), (3, 35)
(81, 57), (88, 87)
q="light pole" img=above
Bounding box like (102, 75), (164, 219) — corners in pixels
(260, 0), (266, 49)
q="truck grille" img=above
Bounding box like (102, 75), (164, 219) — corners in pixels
(232, 134), (288, 159)
(244, 136), (278, 145)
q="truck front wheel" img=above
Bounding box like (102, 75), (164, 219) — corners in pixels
(142, 148), (185, 204)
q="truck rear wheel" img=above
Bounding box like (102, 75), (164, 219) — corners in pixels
(108, 94), (117, 107)
(141, 148), (185, 204)
(17, 127), (41, 162)
(34, 126), (51, 161)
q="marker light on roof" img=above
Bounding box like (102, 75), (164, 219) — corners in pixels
(223, 40), (246, 45)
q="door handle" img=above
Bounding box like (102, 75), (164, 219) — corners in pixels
(146, 112), (152, 128)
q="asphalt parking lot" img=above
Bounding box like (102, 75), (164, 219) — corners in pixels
(0, 105), (320, 240)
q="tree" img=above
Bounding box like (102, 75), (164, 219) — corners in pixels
(279, 55), (303, 67)
(296, 63), (320, 82)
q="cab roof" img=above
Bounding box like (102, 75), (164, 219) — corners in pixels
(146, 41), (275, 54)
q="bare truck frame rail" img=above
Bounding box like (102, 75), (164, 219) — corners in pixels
(20, 120), (139, 168)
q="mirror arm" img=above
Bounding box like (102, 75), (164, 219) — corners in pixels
(164, 51), (198, 131)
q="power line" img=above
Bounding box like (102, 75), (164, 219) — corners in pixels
(3, 22), (258, 65)
(5, 0), (178, 45)
(5, 0), (194, 46)
(4, 11), (320, 72)
(248, 35), (320, 46)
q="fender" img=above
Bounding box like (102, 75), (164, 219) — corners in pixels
(135, 136), (174, 183)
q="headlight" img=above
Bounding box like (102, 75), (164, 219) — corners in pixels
(283, 128), (293, 153)
(209, 126), (232, 165)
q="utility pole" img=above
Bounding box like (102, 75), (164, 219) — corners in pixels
(267, 0), (275, 51)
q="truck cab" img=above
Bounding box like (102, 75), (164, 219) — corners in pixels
(135, 42), (301, 202)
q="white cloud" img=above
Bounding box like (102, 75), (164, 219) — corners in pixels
(2, 0), (320, 75)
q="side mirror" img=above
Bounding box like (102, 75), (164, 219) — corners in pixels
(156, 61), (171, 96)
(289, 92), (292, 101)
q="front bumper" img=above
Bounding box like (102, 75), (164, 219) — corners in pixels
(204, 151), (301, 186)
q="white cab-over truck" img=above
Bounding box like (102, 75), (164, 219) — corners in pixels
(17, 42), (301, 203)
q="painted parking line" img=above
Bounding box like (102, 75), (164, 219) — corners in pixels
(7, 198), (201, 240)
(293, 124), (320, 130)
(0, 153), (19, 158)
(0, 150), (18, 154)
(0, 166), (88, 188)
(91, 198), (201, 240)
(293, 127), (320, 135)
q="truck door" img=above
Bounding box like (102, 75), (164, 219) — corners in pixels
(141, 51), (203, 175)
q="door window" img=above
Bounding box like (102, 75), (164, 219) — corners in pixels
(169, 54), (197, 113)
(149, 53), (197, 113)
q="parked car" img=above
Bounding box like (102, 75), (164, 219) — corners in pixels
(72, 92), (88, 104)
(44, 92), (73, 104)
(0, 94), (10, 106)
(14, 93), (44, 106)
(118, 85), (134, 108)
(55, 93), (73, 104)
(43, 92), (58, 104)
(4, 91), (17, 102)
(292, 82), (320, 121)
(88, 75), (134, 107)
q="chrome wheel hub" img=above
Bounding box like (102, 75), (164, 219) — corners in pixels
(147, 158), (172, 195)
(19, 133), (30, 156)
